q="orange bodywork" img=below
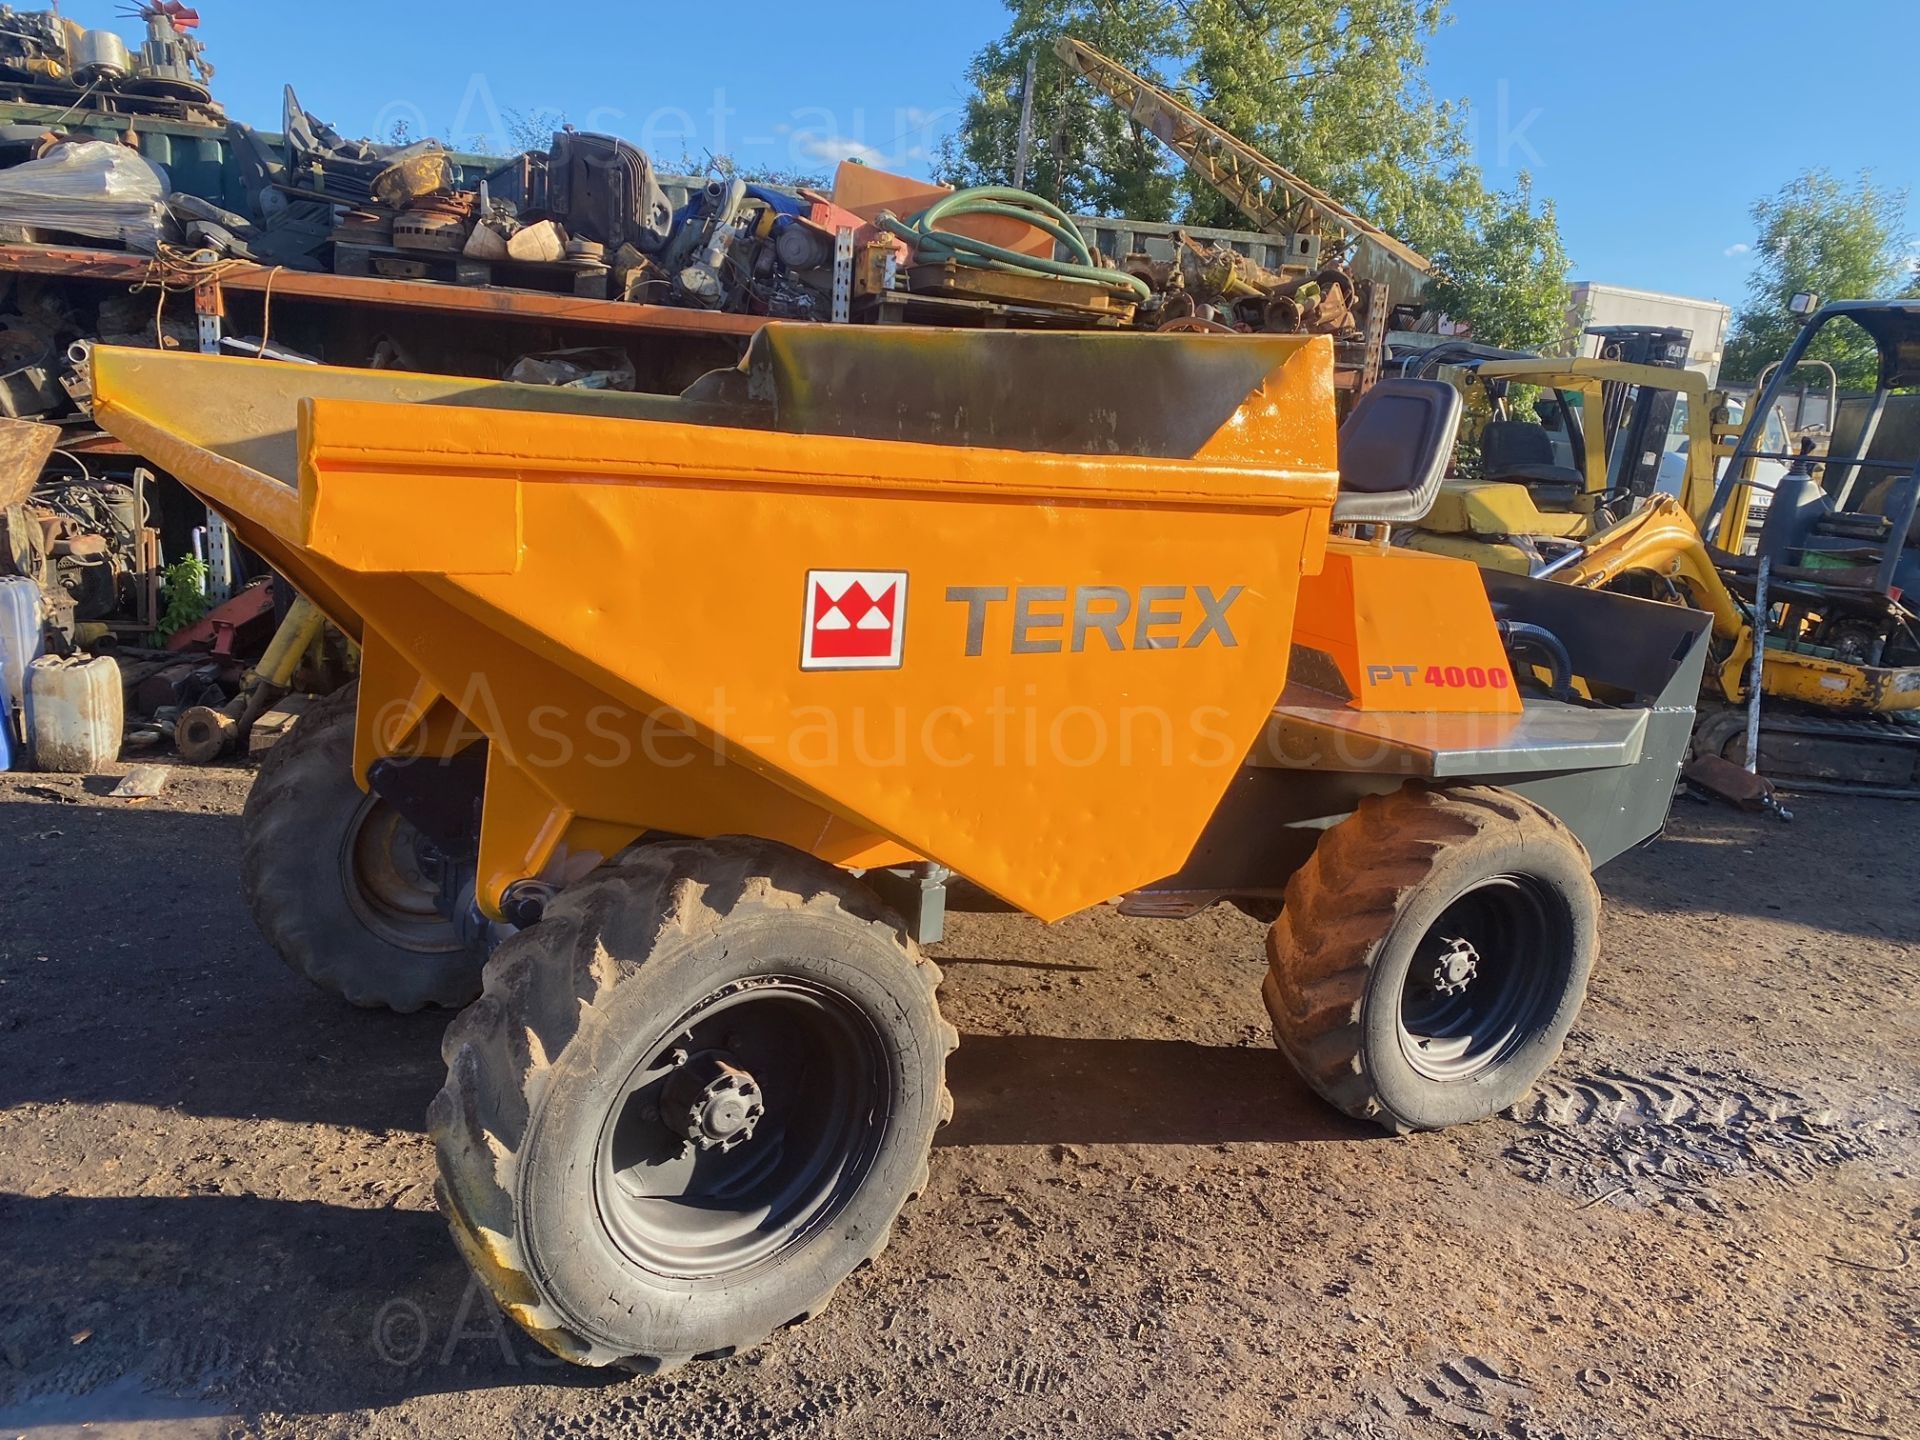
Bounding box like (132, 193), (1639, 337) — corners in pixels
(92, 326), (1524, 923)
(1296, 545), (1522, 714)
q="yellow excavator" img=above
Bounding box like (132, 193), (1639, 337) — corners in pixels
(1405, 301), (1920, 798)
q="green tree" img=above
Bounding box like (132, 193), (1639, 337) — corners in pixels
(1723, 169), (1914, 388)
(1175, 0), (1474, 247)
(940, 1), (1569, 342)
(1422, 174), (1571, 352)
(503, 106), (568, 154)
(934, 0), (1178, 218)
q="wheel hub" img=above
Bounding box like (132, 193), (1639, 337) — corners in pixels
(661, 1053), (766, 1153)
(1431, 936), (1480, 996)
(594, 976), (887, 1281)
(339, 795), (466, 954)
(1397, 874), (1574, 1085)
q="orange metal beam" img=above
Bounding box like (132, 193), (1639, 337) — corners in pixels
(0, 243), (151, 281)
(215, 267), (769, 338)
(0, 244), (768, 339)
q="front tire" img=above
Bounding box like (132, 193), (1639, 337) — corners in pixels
(241, 684), (483, 1013)
(430, 838), (955, 1371)
(1264, 785), (1598, 1134)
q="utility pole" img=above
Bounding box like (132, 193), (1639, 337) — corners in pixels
(1011, 51), (1038, 191)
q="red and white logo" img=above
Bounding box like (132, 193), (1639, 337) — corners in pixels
(802, 571), (908, 671)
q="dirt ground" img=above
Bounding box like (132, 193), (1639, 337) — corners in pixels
(0, 764), (1914, 1440)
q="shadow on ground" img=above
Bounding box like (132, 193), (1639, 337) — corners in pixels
(1598, 793), (1920, 940)
(0, 788), (1369, 1425)
(0, 798), (451, 1133)
(942, 1033), (1367, 1147)
(0, 1191), (617, 1423)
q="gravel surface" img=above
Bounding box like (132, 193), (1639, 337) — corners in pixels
(0, 766), (1914, 1440)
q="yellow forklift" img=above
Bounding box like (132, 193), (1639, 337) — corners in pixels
(1397, 340), (1731, 575)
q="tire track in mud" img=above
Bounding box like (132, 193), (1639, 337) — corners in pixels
(992, 1351), (1068, 1398)
(1312, 1355), (1593, 1440)
(1501, 1062), (1915, 1211)
(1391, 1355), (1543, 1435)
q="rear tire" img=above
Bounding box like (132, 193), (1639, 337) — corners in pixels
(241, 684), (483, 1013)
(430, 838), (955, 1371)
(1264, 785), (1598, 1134)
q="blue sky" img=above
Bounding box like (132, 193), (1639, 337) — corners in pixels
(56, 0), (1917, 305)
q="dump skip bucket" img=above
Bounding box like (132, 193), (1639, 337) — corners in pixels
(95, 325), (1340, 920)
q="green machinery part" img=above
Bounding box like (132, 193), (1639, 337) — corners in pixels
(875, 186), (1153, 303)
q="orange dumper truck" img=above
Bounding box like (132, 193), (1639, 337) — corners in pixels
(92, 325), (1707, 1370)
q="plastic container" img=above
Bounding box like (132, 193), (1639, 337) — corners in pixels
(24, 654), (123, 774)
(0, 574), (42, 771)
(0, 574), (41, 707)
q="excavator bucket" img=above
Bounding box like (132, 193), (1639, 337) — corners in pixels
(93, 326), (1344, 922)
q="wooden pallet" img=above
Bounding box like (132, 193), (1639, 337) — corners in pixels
(332, 243), (613, 300)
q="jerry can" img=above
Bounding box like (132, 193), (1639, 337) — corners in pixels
(25, 654), (123, 773)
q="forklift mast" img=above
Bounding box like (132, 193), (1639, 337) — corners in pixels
(1587, 326), (1694, 498)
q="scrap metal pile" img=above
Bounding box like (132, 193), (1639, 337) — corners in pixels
(0, 404), (347, 776)
(851, 180), (1379, 340)
(0, 6), (870, 316)
(0, 2), (215, 108)
(0, 2), (1395, 339)
(323, 131), (857, 318)
(1130, 232), (1369, 335)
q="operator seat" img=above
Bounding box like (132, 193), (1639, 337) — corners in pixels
(1860, 474), (1920, 549)
(1737, 465), (1920, 601)
(1478, 421), (1585, 510)
(1333, 378), (1464, 526)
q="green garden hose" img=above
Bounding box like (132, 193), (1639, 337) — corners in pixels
(876, 186), (1152, 303)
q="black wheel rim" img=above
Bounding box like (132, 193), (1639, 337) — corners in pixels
(1396, 875), (1572, 1082)
(593, 976), (887, 1282)
(338, 795), (465, 954)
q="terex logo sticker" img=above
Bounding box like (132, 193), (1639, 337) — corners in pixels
(945, 585), (1244, 656)
(802, 571), (908, 671)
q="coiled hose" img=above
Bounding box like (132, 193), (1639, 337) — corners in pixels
(875, 186), (1152, 304)
(1498, 620), (1577, 701)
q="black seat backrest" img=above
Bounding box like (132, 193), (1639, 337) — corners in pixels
(1756, 467), (1919, 597)
(1756, 473), (1830, 564)
(1481, 420), (1557, 475)
(1861, 473), (1920, 549)
(1333, 378), (1463, 525)
(1480, 418), (1586, 491)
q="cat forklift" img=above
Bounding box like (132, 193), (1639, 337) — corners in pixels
(1397, 329), (1724, 574)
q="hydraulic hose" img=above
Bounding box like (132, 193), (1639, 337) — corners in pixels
(1498, 620), (1577, 701)
(875, 186), (1152, 303)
